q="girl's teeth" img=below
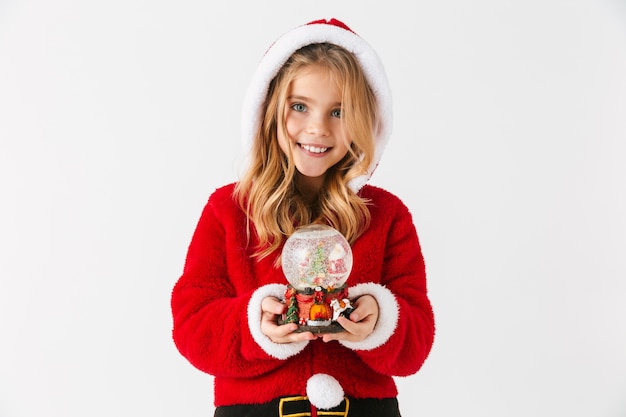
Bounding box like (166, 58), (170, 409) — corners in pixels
(301, 144), (328, 153)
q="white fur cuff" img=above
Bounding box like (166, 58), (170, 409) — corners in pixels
(247, 283), (309, 359)
(340, 282), (399, 351)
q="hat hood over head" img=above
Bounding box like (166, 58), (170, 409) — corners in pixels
(240, 18), (393, 192)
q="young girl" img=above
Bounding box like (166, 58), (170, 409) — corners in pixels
(171, 18), (435, 417)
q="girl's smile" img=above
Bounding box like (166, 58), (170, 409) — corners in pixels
(299, 144), (329, 154)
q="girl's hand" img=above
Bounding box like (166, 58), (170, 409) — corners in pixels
(260, 296), (316, 344)
(320, 295), (379, 343)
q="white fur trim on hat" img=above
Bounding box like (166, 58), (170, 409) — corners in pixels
(241, 18), (393, 192)
(306, 373), (345, 409)
(340, 282), (399, 351)
(247, 283), (309, 359)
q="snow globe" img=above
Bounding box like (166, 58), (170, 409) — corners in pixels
(280, 224), (354, 333)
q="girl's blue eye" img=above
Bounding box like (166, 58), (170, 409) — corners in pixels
(331, 109), (342, 118)
(292, 103), (306, 112)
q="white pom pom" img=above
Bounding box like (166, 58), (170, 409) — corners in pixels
(306, 373), (344, 409)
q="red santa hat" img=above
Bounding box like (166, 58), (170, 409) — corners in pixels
(240, 18), (393, 192)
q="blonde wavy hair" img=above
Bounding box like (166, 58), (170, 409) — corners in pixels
(234, 42), (378, 260)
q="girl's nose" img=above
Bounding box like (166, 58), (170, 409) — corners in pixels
(306, 114), (329, 136)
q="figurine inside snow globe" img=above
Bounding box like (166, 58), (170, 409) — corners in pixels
(280, 224), (354, 333)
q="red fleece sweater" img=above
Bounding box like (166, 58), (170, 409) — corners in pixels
(171, 183), (435, 406)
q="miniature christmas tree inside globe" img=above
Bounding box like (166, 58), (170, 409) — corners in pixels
(281, 224), (353, 291)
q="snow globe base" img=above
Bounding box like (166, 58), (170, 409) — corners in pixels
(288, 321), (345, 334)
(280, 284), (354, 334)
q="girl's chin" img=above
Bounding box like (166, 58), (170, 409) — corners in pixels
(296, 169), (327, 180)
(295, 170), (326, 188)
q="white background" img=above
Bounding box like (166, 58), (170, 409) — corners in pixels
(1, 1), (625, 416)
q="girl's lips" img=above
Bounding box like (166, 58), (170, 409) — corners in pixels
(299, 143), (329, 154)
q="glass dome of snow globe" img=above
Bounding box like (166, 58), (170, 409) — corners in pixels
(281, 224), (353, 291)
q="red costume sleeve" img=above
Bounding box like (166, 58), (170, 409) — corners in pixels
(340, 186), (435, 376)
(170, 189), (295, 378)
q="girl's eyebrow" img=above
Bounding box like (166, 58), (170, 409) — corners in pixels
(288, 95), (342, 107)
(288, 95), (310, 101)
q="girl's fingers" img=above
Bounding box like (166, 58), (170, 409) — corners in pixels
(260, 296), (316, 343)
(261, 297), (286, 315)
